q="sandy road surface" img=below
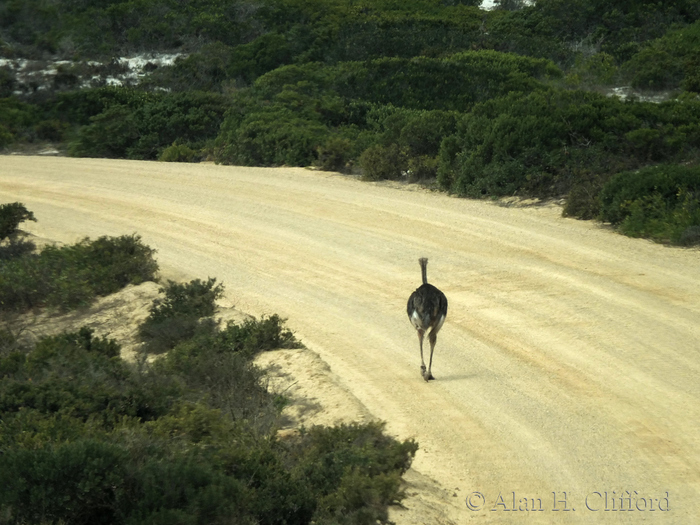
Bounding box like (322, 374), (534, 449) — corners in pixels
(2, 156), (700, 523)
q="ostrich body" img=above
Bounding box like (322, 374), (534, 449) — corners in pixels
(407, 257), (448, 381)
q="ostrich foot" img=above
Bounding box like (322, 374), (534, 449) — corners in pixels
(421, 368), (435, 381)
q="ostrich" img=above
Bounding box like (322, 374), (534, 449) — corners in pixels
(407, 257), (448, 381)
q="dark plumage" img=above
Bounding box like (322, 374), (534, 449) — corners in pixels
(407, 257), (448, 381)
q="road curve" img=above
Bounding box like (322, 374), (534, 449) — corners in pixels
(2, 156), (699, 523)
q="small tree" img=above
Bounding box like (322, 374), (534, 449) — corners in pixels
(359, 144), (407, 181)
(139, 278), (224, 353)
(0, 203), (36, 242)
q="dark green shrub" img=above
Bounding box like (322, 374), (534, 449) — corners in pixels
(0, 98), (38, 146)
(316, 136), (352, 172)
(68, 104), (139, 158)
(139, 278), (224, 353)
(293, 422), (418, 524)
(398, 110), (459, 158)
(147, 43), (233, 92)
(216, 108), (328, 166)
(217, 314), (302, 355)
(66, 235), (159, 295)
(0, 67), (16, 99)
(0, 234), (158, 311)
(159, 142), (199, 162)
(48, 87), (154, 127)
(360, 143), (406, 181)
(0, 327), (179, 425)
(598, 164), (700, 243)
(0, 300), (415, 525)
(228, 32), (296, 84)
(253, 51), (559, 113)
(0, 439), (128, 525)
(0, 238), (36, 261)
(34, 118), (68, 141)
(563, 175), (606, 220)
(151, 312), (302, 424)
(322, 10), (482, 64)
(485, 0), (700, 67)
(127, 91), (229, 160)
(66, 91), (228, 160)
(406, 155), (439, 182)
(440, 88), (700, 199)
(0, 328), (25, 358)
(333, 52), (558, 112)
(622, 20), (700, 91)
(158, 336), (278, 425)
(0, 202), (36, 241)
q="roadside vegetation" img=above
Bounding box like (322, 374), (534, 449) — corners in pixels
(1, 0), (699, 244)
(0, 204), (418, 524)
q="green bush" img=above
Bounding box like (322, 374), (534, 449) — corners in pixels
(406, 155), (439, 182)
(485, 0), (700, 67)
(0, 302), (415, 524)
(316, 136), (352, 172)
(0, 327), (178, 425)
(293, 422), (418, 524)
(321, 11), (483, 64)
(48, 87), (155, 127)
(0, 439), (129, 525)
(67, 104), (139, 158)
(253, 51), (559, 113)
(152, 319), (300, 427)
(360, 143), (406, 181)
(336, 51), (559, 112)
(216, 108), (329, 166)
(159, 142), (199, 162)
(139, 278), (224, 353)
(562, 173), (606, 220)
(622, 20), (700, 92)
(439, 88), (700, 198)
(598, 164), (700, 244)
(0, 234), (158, 311)
(67, 90), (228, 160)
(0, 98), (39, 146)
(398, 110), (459, 157)
(0, 202), (36, 241)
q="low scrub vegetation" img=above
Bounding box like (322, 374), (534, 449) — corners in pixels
(0, 316), (417, 524)
(598, 165), (700, 244)
(0, 207), (418, 523)
(0, 229), (158, 311)
(0, 202), (35, 242)
(138, 277), (224, 353)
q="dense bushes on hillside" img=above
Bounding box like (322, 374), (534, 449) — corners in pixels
(0, 0), (263, 56)
(597, 164), (700, 244)
(0, 257), (417, 524)
(621, 20), (700, 92)
(486, 0), (700, 67)
(0, 320), (417, 524)
(0, 98), (39, 147)
(249, 51), (560, 111)
(0, 233), (158, 311)
(212, 51), (558, 167)
(67, 90), (228, 159)
(438, 90), (700, 198)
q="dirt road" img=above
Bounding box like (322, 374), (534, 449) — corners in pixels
(2, 156), (699, 523)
